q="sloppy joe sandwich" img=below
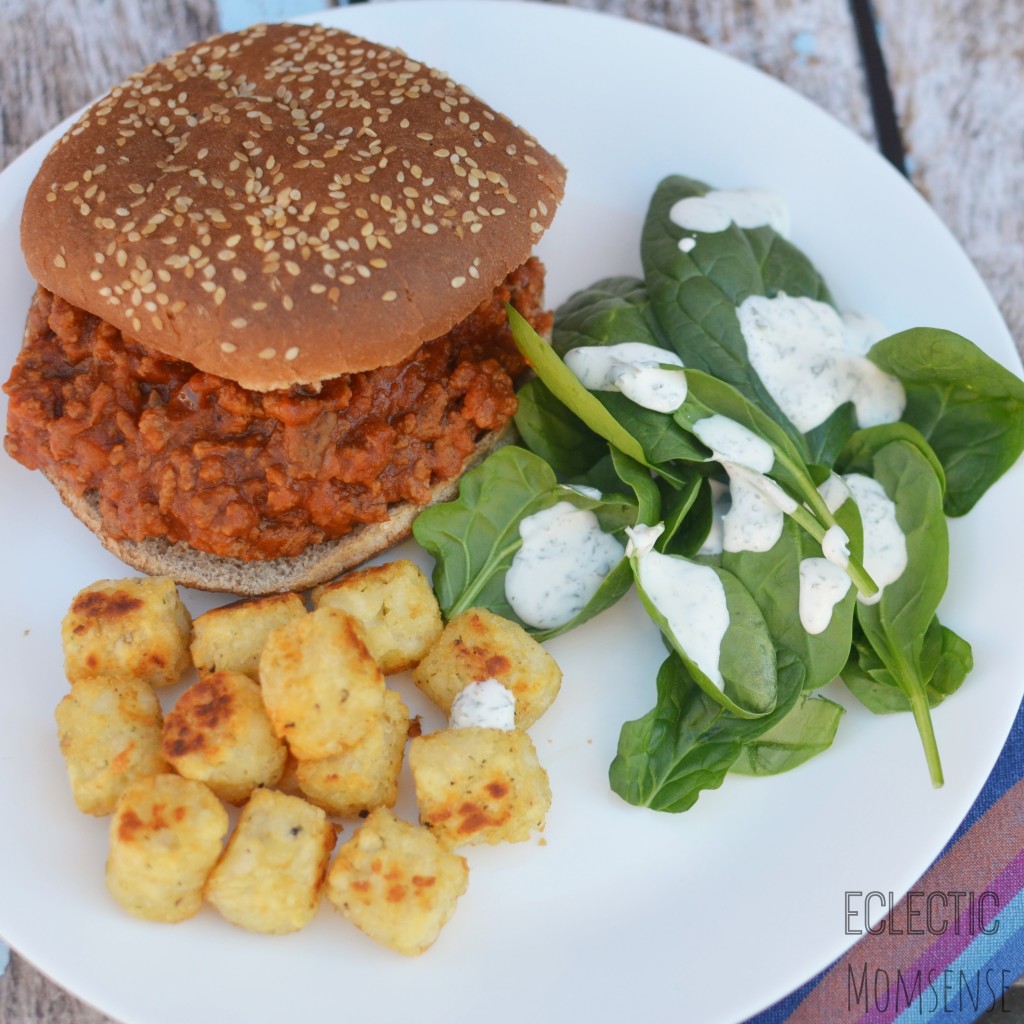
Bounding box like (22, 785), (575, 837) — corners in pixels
(3, 22), (565, 595)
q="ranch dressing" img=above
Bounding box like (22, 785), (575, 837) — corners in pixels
(450, 679), (516, 730)
(798, 558), (853, 635)
(821, 524), (851, 570)
(505, 500), (625, 630)
(688, 417), (801, 555)
(564, 342), (688, 413)
(736, 293), (905, 433)
(626, 524), (730, 691)
(843, 473), (907, 605)
(719, 465), (793, 553)
(669, 188), (791, 237)
(818, 473), (852, 515)
(691, 414), (775, 474)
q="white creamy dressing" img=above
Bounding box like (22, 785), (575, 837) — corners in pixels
(564, 484), (603, 500)
(626, 524), (730, 691)
(737, 293), (906, 433)
(843, 473), (908, 605)
(450, 679), (516, 730)
(691, 414), (775, 473)
(669, 188), (791, 241)
(718, 464), (791, 553)
(818, 473), (852, 515)
(563, 342), (688, 413)
(798, 558), (853, 635)
(688, 416), (801, 555)
(504, 500), (625, 630)
(821, 524), (851, 570)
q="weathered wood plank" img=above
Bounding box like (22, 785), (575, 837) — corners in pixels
(0, 0), (221, 170)
(0, 955), (113, 1024)
(873, 0), (1024, 349)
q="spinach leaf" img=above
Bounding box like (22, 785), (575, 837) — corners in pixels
(868, 327), (1024, 516)
(805, 403), (858, 471)
(552, 276), (668, 357)
(722, 495), (862, 693)
(744, 224), (835, 306)
(549, 284), (711, 472)
(412, 446), (639, 641)
(730, 693), (845, 776)
(850, 440), (950, 785)
(608, 646), (805, 812)
(674, 369), (879, 598)
(657, 471), (713, 557)
(508, 306), (705, 476)
(605, 445), (662, 526)
(842, 618), (973, 714)
(628, 540), (778, 717)
(413, 445), (556, 620)
(838, 420), (946, 495)
(514, 377), (607, 479)
(588, 392), (707, 473)
(640, 175), (831, 453)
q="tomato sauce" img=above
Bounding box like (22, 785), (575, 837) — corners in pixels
(4, 261), (547, 561)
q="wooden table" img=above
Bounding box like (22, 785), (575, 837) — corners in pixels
(0, 0), (1021, 1020)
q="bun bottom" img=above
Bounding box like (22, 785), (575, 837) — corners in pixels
(45, 423), (516, 596)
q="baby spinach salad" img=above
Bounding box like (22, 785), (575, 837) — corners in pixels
(413, 174), (1024, 812)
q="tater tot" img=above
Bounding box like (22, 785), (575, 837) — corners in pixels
(326, 807), (468, 956)
(311, 560), (442, 674)
(259, 606), (385, 759)
(55, 675), (168, 816)
(62, 576), (192, 688)
(295, 689), (409, 818)
(106, 774), (228, 922)
(205, 789), (337, 935)
(162, 671), (287, 804)
(409, 726), (551, 848)
(412, 608), (561, 729)
(190, 592), (307, 682)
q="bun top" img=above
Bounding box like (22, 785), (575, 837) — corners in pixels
(21, 22), (566, 390)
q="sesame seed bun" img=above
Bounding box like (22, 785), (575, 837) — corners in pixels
(20, 22), (565, 392)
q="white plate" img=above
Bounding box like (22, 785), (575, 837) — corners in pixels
(1, 4), (1022, 1023)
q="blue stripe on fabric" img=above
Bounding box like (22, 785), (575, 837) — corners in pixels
(891, 886), (1024, 1024)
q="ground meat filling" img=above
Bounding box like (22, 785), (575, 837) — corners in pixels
(4, 261), (547, 561)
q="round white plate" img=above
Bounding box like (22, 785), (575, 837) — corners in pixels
(1, 4), (1022, 1023)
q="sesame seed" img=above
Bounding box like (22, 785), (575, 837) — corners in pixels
(220, 342), (237, 353)
(382, 290), (398, 301)
(284, 347), (300, 360)
(258, 348), (276, 359)
(451, 276), (466, 288)
(231, 318), (248, 329)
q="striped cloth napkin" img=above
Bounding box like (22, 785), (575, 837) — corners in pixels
(746, 698), (1024, 1023)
